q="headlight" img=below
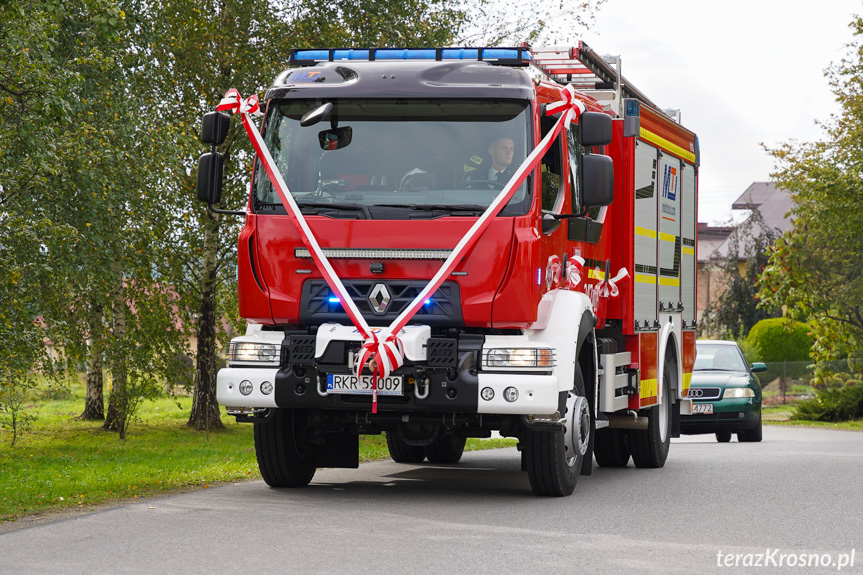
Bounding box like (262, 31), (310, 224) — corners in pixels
(483, 348), (555, 369)
(229, 342), (280, 364)
(723, 387), (755, 399)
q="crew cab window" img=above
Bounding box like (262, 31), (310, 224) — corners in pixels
(539, 117), (564, 213)
(253, 99), (532, 219)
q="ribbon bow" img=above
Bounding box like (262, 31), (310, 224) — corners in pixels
(565, 255), (585, 288)
(216, 89), (262, 116)
(545, 84), (585, 129)
(353, 331), (405, 413)
(600, 267), (630, 298)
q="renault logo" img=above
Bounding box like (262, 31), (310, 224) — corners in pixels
(369, 284), (391, 314)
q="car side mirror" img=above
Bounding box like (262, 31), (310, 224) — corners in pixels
(201, 112), (230, 146)
(196, 152), (224, 204)
(578, 111), (612, 147)
(751, 362), (768, 373)
(580, 154), (613, 207)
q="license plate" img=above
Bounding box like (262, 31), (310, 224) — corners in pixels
(692, 403), (714, 414)
(326, 374), (404, 396)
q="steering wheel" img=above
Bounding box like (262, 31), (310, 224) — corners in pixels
(464, 179), (506, 189)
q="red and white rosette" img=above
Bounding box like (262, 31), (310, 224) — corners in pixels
(219, 85), (585, 412)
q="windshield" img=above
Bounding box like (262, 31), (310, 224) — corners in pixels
(694, 343), (749, 372)
(254, 99), (531, 218)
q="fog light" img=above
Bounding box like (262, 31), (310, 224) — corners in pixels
(481, 387), (495, 401)
(503, 386), (519, 403)
(260, 381), (274, 395)
(239, 380), (253, 396)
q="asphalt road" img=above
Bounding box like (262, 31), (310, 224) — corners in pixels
(2, 426), (862, 575)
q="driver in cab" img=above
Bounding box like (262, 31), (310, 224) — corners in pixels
(463, 136), (515, 188)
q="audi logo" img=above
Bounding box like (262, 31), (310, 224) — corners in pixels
(688, 388), (705, 398)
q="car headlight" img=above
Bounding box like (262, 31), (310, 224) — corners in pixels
(723, 387), (755, 399)
(483, 348), (554, 369)
(229, 342), (280, 364)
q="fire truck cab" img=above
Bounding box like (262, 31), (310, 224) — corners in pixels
(198, 44), (698, 497)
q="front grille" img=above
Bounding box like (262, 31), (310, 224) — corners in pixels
(288, 335), (316, 363)
(300, 280), (462, 326)
(427, 338), (458, 367)
(688, 387), (721, 400)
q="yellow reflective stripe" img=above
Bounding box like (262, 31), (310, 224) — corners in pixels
(635, 273), (656, 284)
(659, 232), (676, 243)
(659, 277), (680, 286)
(635, 226), (656, 239)
(639, 128), (696, 163)
(682, 372), (692, 395)
(640, 377), (658, 398)
(588, 269), (605, 281)
(682, 246), (695, 256)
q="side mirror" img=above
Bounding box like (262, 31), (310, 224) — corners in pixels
(578, 111), (612, 147)
(301, 102), (333, 127)
(580, 154), (614, 207)
(201, 112), (231, 146)
(196, 152), (224, 204)
(318, 126), (352, 151)
(751, 362), (768, 373)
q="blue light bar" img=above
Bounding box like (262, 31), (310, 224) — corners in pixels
(291, 47), (533, 66)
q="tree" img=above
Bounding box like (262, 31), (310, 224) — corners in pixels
(759, 16), (863, 383)
(701, 209), (780, 339)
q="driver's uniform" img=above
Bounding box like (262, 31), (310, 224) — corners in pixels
(462, 155), (515, 188)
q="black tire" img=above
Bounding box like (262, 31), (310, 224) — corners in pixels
(715, 431), (732, 443)
(594, 427), (631, 467)
(629, 361), (673, 468)
(524, 365), (589, 497)
(738, 413), (763, 442)
(385, 431), (426, 463)
(254, 408), (318, 488)
(425, 433), (466, 464)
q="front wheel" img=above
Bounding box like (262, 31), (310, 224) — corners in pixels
(524, 366), (590, 497)
(594, 427), (631, 467)
(629, 361), (672, 468)
(254, 408), (318, 488)
(738, 413), (763, 442)
(716, 431), (732, 443)
(386, 431), (426, 463)
(425, 433), (466, 464)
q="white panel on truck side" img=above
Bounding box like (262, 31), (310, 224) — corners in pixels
(633, 141), (659, 329)
(657, 153), (682, 310)
(681, 163), (697, 327)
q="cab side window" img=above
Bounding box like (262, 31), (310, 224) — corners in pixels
(540, 117), (564, 212)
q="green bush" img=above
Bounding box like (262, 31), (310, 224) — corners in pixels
(792, 383), (863, 422)
(746, 318), (812, 363)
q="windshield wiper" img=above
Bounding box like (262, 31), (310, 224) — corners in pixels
(377, 203), (487, 213)
(294, 202), (372, 219)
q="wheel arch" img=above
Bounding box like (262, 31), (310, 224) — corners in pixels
(657, 322), (682, 404)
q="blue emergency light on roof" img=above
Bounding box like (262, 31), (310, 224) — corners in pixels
(290, 47), (533, 67)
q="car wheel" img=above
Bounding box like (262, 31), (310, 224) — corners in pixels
(425, 433), (466, 464)
(629, 359), (673, 468)
(524, 364), (589, 496)
(715, 431), (732, 443)
(386, 431), (427, 463)
(254, 408), (318, 487)
(738, 412), (763, 443)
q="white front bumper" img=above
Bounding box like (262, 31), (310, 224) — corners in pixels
(475, 373), (560, 414)
(216, 367), (279, 409)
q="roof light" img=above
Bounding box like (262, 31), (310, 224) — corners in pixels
(290, 47), (533, 65)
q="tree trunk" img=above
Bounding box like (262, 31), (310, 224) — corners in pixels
(188, 210), (224, 431)
(103, 264), (128, 436)
(80, 304), (105, 421)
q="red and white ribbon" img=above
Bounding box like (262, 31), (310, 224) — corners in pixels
(565, 255), (585, 288)
(600, 267), (630, 298)
(220, 85), (585, 412)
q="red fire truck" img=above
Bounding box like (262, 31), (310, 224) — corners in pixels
(196, 43), (698, 497)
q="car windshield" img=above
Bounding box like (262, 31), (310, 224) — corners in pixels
(253, 98), (531, 218)
(694, 343), (748, 372)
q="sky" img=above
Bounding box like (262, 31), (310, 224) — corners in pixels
(574, 0), (861, 224)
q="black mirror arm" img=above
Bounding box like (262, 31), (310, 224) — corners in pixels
(551, 209), (589, 220)
(207, 204), (246, 216)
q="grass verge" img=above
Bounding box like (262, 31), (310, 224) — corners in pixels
(0, 388), (515, 522)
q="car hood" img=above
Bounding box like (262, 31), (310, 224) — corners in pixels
(691, 372), (752, 388)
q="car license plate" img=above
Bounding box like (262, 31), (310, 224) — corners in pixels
(326, 374), (403, 396)
(692, 403), (714, 414)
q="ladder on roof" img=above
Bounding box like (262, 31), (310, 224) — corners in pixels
(531, 42), (660, 116)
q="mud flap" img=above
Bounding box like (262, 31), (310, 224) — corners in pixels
(671, 401), (681, 439)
